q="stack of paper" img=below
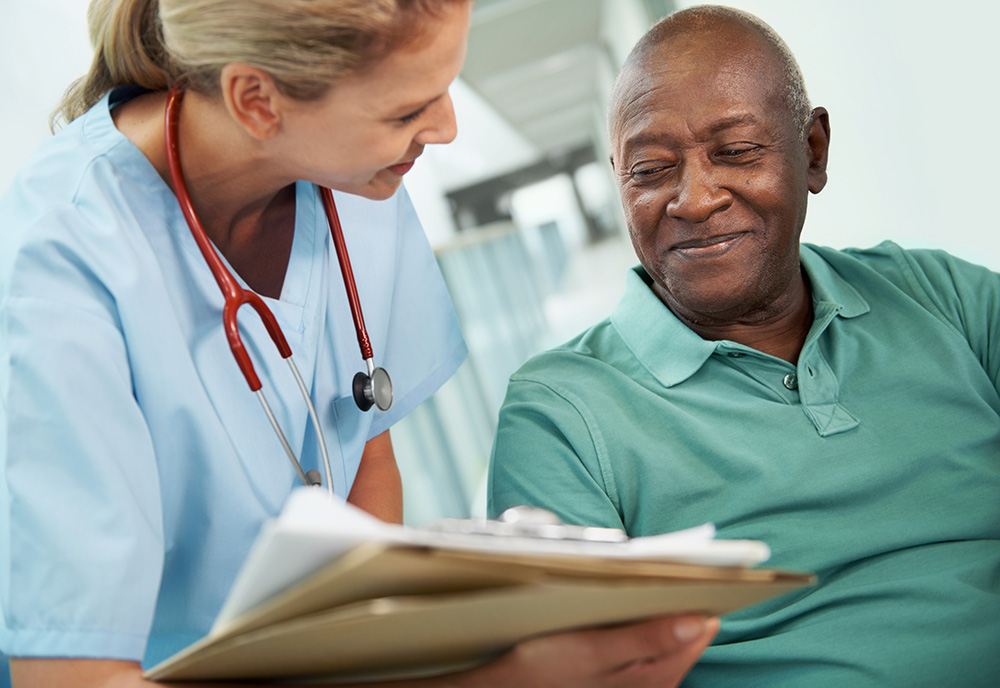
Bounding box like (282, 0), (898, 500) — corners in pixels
(146, 489), (813, 683)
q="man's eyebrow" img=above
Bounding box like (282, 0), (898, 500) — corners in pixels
(704, 113), (763, 135)
(619, 113), (765, 152)
(619, 130), (674, 153)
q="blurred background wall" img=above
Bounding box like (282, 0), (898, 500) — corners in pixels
(2, 0), (997, 525)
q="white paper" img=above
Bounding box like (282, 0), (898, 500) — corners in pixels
(213, 488), (771, 632)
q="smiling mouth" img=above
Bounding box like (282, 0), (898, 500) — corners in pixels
(671, 232), (747, 257)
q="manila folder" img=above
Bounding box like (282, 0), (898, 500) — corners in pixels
(146, 542), (813, 683)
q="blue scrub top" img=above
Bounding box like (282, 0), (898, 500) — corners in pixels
(0, 89), (466, 675)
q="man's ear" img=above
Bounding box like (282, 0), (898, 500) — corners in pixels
(805, 106), (831, 194)
(219, 63), (282, 141)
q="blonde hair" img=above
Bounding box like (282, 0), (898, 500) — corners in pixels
(54, 0), (464, 129)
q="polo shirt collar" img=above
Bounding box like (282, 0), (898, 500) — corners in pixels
(610, 266), (716, 388)
(610, 244), (871, 388)
(799, 244), (870, 319)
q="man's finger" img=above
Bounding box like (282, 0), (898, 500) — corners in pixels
(587, 614), (717, 672)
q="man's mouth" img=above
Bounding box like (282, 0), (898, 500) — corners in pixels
(671, 232), (747, 257)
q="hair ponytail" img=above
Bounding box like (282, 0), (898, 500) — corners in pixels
(52, 0), (173, 130)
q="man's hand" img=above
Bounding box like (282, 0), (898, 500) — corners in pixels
(10, 614), (717, 688)
(450, 614), (718, 688)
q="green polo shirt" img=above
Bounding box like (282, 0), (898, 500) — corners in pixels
(488, 242), (1000, 687)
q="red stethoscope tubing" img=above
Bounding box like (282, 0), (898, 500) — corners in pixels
(320, 187), (373, 361)
(164, 84), (374, 390)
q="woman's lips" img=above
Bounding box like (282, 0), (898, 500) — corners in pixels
(672, 232), (747, 258)
(387, 160), (415, 175)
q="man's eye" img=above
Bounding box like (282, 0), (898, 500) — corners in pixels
(631, 164), (673, 179)
(718, 144), (761, 158)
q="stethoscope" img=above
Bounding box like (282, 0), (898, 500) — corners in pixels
(164, 83), (393, 496)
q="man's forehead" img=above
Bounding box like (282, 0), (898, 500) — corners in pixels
(611, 33), (787, 144)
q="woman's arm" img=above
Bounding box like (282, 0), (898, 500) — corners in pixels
(10, 614), (717, 688)
(347, 430), (403, 523)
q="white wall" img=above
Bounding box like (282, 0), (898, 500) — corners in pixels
(0, 1), (92, 190)
(675, 0), (1000, 269)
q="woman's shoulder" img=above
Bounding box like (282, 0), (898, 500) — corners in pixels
(0, 95), (179, 300)
(3, 97), (170, 238)
(7, 90), (165, 204)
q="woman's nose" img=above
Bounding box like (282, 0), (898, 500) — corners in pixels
(416, 92), (458, 146)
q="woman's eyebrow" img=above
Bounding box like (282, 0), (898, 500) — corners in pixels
(390, 92), (446, 118)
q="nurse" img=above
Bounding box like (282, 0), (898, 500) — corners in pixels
(0, 0), (716, 686)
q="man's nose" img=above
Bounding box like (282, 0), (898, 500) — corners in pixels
(666, 159), (732, 222)
(416, 92), (458, 146)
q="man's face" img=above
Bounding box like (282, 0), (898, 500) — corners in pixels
(611, 31), (827, 324)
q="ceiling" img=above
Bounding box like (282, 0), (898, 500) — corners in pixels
(458, 0), (677, 171)
(461, 0), (612, 158)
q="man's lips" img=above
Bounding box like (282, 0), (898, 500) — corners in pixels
(671, 232), (747, 256)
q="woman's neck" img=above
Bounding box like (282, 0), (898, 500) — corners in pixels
(113, 89), (296, 298)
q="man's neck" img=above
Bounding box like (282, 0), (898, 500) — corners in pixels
(659, 275), (813, 364)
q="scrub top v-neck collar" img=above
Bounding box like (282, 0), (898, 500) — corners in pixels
(103, 86), (321, 330)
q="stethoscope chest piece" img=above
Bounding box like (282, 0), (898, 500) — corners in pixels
(354, 364), (392, 412)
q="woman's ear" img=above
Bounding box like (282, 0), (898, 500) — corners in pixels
(805, 106), (831, 194)
(219, 63), (283, 141)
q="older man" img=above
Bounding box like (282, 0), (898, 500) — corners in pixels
(488, 5), (1000, 686)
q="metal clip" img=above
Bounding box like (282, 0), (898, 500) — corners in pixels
(426, 506), (628, 543)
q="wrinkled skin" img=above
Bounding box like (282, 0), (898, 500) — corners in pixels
(611, 23), (830, 361)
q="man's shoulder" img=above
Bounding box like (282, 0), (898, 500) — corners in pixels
(805, 240), (994, 295)
(805, 240), (910, 267)
(510, 317), (628, 385)
(804, 241), (998, 341)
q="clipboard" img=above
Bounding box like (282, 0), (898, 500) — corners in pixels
(146, 494), (814, 683)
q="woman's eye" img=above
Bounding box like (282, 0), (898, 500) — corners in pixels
(398, 107), (426, 124)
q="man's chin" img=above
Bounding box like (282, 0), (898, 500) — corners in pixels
(651, 277), (760, 324)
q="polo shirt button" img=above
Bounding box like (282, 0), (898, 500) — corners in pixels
(783, 373), (798, 390)
(727, 352), (746, 358)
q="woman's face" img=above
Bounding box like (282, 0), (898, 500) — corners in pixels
(275, 1), (471, 200)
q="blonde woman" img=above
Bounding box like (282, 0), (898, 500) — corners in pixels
(0, 1), (716, 686)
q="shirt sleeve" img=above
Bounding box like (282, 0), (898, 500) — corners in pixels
(368, 185), (467, 438)
(910, 249), (1000, 392)
(487, 373), (626, 530)
(1, 210), (165, 662)
(320, 186), (467, 491)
